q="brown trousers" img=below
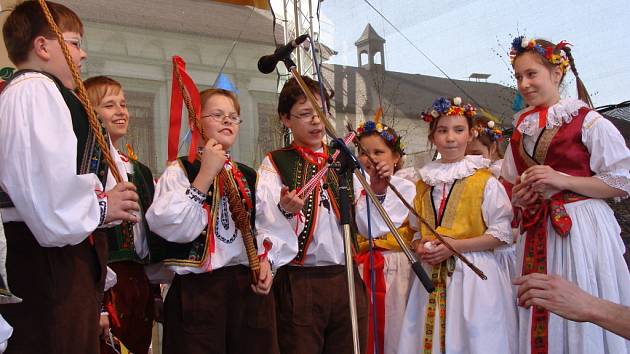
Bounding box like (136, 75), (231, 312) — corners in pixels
(0, 222), (107, 354)
(100, 261), (154, 354)
(274, 265), (368, 354)
(163, 265), (279, 354)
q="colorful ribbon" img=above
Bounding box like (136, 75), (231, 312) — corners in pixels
(168, 56), (201, 162)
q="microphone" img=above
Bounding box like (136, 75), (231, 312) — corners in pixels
(257, 34), (309, 74)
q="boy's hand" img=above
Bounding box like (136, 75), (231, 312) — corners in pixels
(251, 260), (273, 295)
(199, 138), (227, 180)
(104, 182), (139, 224)
(99, 314), (110, 340)
(279, 186), (305, 214)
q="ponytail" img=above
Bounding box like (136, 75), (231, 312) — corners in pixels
(564, 47), (593, 108)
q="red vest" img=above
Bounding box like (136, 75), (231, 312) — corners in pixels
(511, 107), (594, 177)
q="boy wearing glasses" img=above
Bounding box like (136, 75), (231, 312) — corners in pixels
(0, 2), (139, 353)
(146, 88), (278, 354)
(256, 76), (368, 354)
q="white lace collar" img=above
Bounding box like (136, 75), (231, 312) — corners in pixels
(419, 155), (491, 186)
(514, 98), (589, 136)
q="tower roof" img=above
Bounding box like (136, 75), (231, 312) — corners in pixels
(355, 24), (385, 46)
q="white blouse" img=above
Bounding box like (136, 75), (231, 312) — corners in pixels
(411, 155), (513, 244)
(146, 161), (250, 274)
(355, 174), (416, 238)
(256, 154), (350, 268)
(501, 98), (630, 197)
(0, 72), (120, 247)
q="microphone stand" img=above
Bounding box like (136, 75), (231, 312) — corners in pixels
(280, 56), (435, 354)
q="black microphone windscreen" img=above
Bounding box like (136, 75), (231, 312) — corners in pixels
(257, 55), (278, 74)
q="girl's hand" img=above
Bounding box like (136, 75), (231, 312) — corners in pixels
(412, 239), (426, 256)
(279, 185), (305, 214)
(523, 165), (569, 196)
(421, 238), (456, 265)
(511, 176), (539, 208)
(251, 259), (273, 295)
(369, 160), (392, 195)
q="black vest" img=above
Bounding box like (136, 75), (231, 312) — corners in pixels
(152, 158), (257, 267)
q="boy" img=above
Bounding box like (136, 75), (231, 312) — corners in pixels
(256, 76), (368, 354)
(0, 2), (139, 353)
(84, 76), (166, 354)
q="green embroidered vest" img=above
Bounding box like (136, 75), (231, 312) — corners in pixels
(268, 145), (356, 264)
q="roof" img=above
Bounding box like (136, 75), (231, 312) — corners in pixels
(320, 64), (516, 124)
(57, 0), (282, 45)
(355, 24), (385, 46)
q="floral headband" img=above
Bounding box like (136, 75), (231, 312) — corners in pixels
(510, 36), (571, 74)
(421, 96), (476, 124)
(472, 120), (503, 142)
(357, 120), (405, 154)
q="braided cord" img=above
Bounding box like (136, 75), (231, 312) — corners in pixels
(37, 0), (122, 183)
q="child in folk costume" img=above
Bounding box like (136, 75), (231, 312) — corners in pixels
(146, 86), (277, 354)
(397, 97), (516, 354)
(0, 2), (139, 353)
(466, 116), (517, 280)
(256, 76), (368, 354)
(503, 37), (630, 354)
(84, 76), (166, 354)
(354, 120), (415, 354)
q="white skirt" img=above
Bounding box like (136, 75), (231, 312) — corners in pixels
(358, 250), (413, 354)
(398, 250), (517, 354)
(516, 198), (630, 354)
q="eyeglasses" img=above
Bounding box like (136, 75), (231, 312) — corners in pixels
(290, 109), (327, 121)
(201, 112), (243, 125)
(63, 37), (83, 50)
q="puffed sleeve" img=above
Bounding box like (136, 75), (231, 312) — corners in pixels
(145, 161), (207, 243)
(500, 143), (519, 185)
(582, 111), (630, 198)
(355, 175), (415, 238)
(254, 156), (299, 268)
(0, 74), (104, 247)
(481, 177), (513, 244)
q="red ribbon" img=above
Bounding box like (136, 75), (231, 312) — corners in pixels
(168, 56), (201, 162)
(229, 161), (253, 209)
(294, 145), (328, 167)
(355, 250), (386, 354)
(521, 192), (586, 354)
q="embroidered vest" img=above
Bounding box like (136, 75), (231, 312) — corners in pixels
(268, 146), (356, 264)
(511, 107), (593, 177)
(414, 169), (492, 240)
(155, 158), (256, 267)
(105, 159), (161, 263)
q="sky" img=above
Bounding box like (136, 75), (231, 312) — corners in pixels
(310, 0), (629, 108)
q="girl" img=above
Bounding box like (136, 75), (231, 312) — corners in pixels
(146, 88), (277, 354)
(504, 36), (630, 354)
(466, 115), (504, 177)
(398, 97), (516, 354)
(466, 116), (518, 285)
(354, 121), (416, 354)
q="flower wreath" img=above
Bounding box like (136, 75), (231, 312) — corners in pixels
(420, 96), (477, 124)
(510, 36), (571, 74)
(357, 120), (405, 154)
(472, 120), (504, 142)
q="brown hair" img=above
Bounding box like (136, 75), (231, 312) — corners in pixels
(84, 76), (122, 107)
(428, 113), (473, 143)
(512, 39), (593, 108)
(470, 115), (503, 159)
(3, 1), (83, 65)
(277, 76), (333, 118)
(200, 88), (241, 115)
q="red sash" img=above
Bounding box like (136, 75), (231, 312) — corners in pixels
(355, 250), (386, 354)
